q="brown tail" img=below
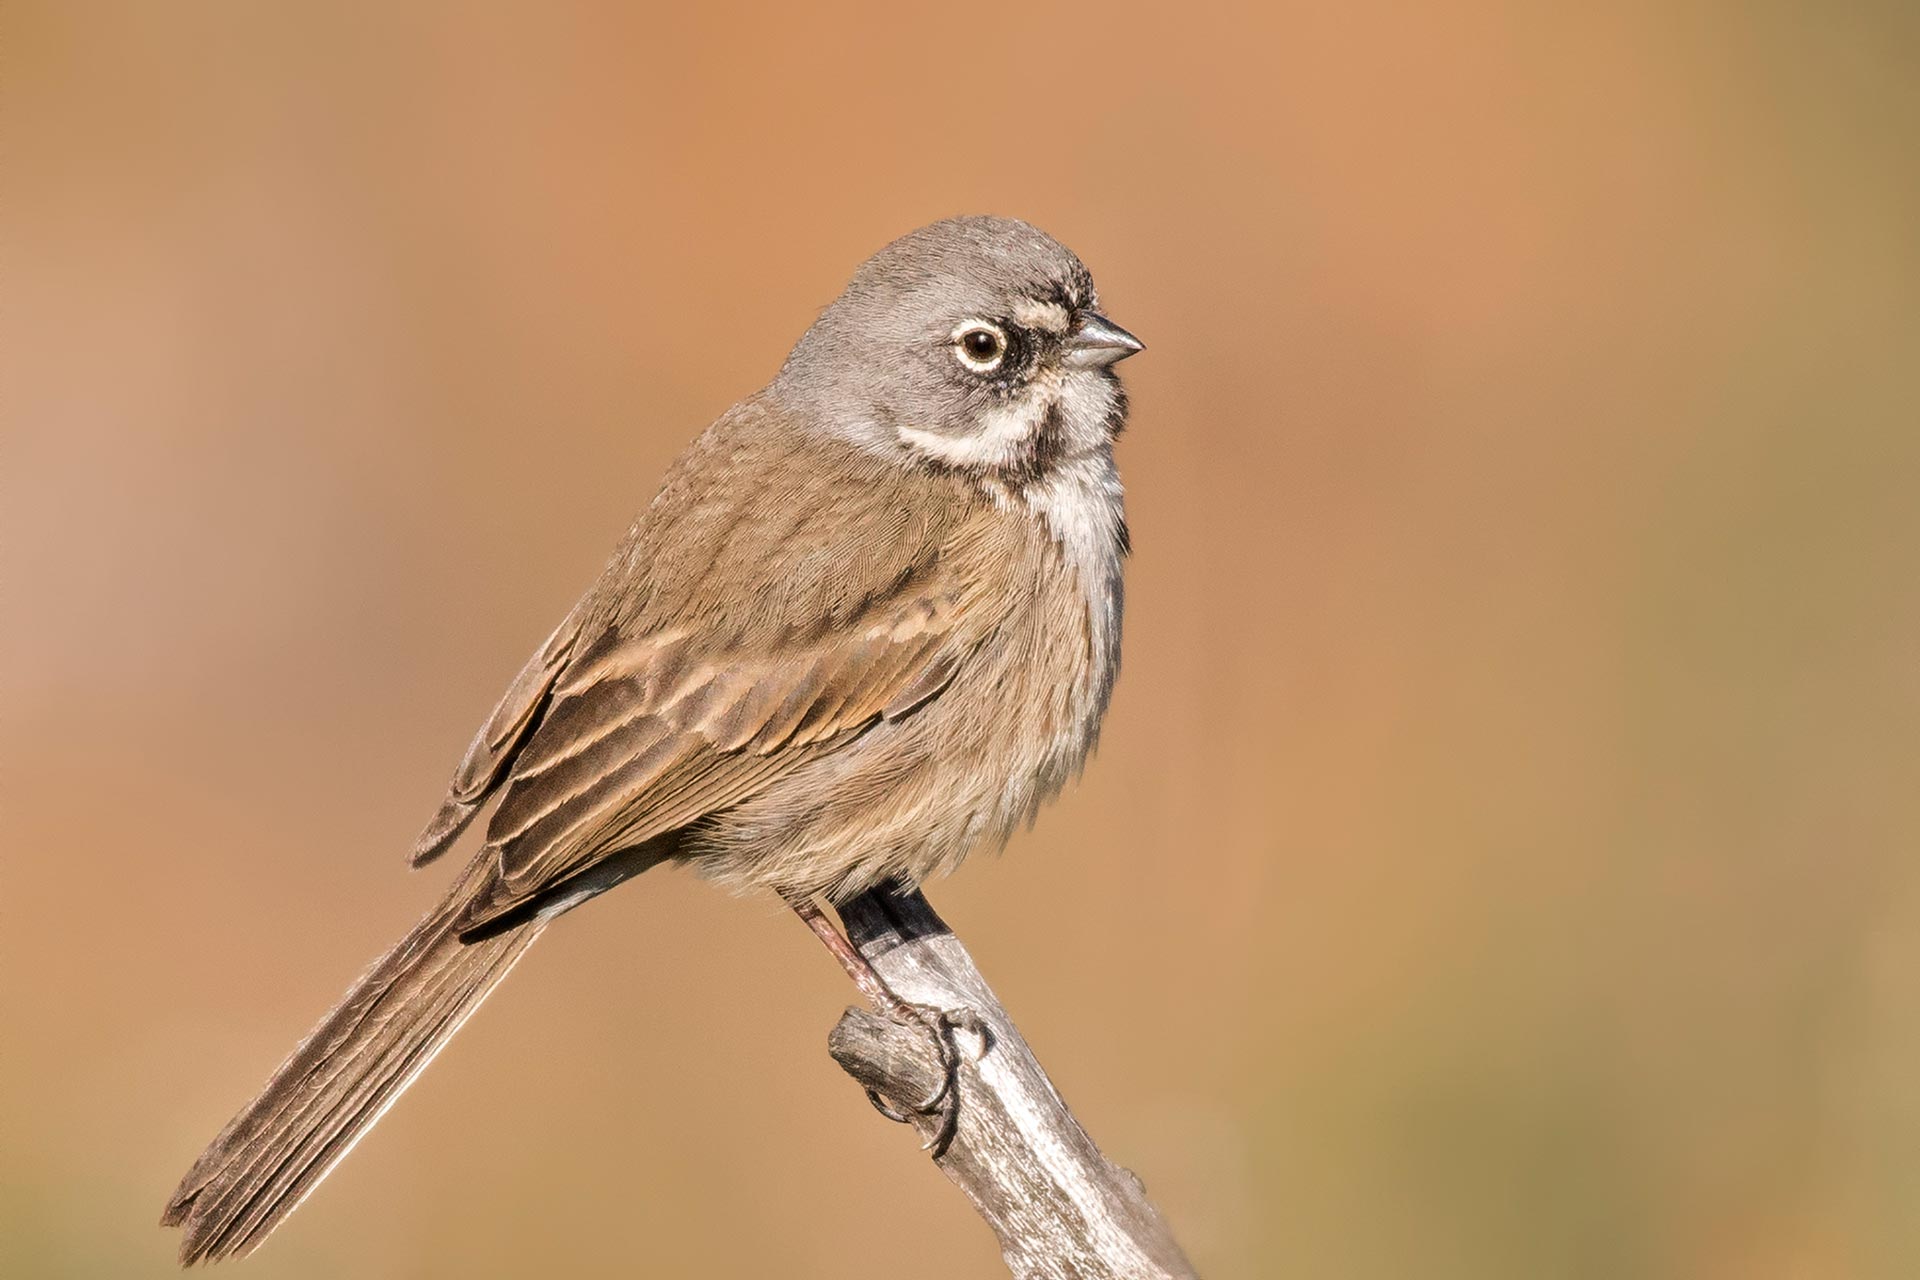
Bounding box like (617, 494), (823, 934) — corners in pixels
(161, 855), (543, 1265)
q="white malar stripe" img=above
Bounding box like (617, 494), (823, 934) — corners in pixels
(898, 396), (1047, 469)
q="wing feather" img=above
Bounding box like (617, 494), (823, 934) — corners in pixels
(405, 412), (1010, 928)
(452, 584), (974, 933)
(409, 610), (585, 867)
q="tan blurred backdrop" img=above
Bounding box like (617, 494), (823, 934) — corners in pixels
(4, 2), (1918, 1277)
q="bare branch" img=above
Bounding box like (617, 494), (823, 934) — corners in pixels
(828, 885), (1197, 1280)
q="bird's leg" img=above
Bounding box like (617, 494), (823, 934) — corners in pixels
(787, 894), (977, 1155)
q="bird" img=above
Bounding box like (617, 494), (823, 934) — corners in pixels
(160, 215), (1143, 1264)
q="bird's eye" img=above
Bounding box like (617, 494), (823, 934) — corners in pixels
(952, 322), (1009, 373)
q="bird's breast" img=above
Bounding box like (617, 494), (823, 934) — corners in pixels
(1023, 450), (1126, 707)
(983, 447), (1127, 820)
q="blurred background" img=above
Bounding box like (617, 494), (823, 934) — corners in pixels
(4, 2), (1917, 1276)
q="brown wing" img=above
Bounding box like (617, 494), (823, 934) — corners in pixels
(422, 403), (1009, 934)
(409, 606), (587, 866)
(453, 580), (966, 932)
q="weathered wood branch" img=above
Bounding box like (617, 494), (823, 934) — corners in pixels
(828, 884), (1197, 1280)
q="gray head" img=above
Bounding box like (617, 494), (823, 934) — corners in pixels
(775, 216), (1142, 481)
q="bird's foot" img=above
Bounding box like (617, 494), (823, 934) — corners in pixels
(862, 1001), (986, 1157)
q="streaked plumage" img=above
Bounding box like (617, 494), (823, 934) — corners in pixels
(163, 216), (1138, 1264)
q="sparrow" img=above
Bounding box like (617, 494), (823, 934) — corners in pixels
(161, 215), (1143, 1264)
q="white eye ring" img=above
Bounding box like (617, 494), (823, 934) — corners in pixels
(952, 321), (1009, 373)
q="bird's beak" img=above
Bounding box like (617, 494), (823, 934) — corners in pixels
(1063, 313), (1145, 369)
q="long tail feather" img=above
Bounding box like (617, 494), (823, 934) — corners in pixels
(161, 856), (542, 1264)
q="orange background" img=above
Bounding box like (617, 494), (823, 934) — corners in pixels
(5, 3), (1918, 1277)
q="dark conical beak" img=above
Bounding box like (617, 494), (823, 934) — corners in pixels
(1063, 313), (1145, 369)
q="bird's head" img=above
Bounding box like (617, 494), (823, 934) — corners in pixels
(779, 216), (1142, 482)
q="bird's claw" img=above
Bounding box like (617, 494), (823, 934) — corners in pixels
(863, 1086), (914, 1124)
(861, 1001), (982, 1157)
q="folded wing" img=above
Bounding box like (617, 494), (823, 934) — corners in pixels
(455, 582), (966, 932)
